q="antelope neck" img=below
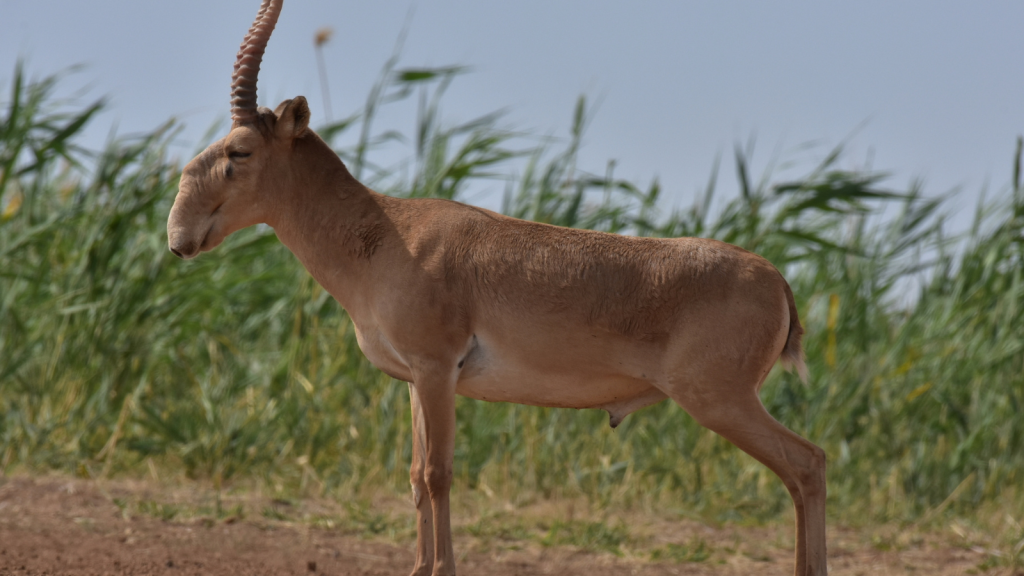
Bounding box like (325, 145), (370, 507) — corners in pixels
(268, 145), (390, 311)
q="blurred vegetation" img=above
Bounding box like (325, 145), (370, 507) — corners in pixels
(1, 61), (1023, 529)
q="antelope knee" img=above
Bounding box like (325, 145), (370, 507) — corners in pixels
(410, 464), (428, 503)
(797, 444), (828, 490)
(411, 484), (425, 508)
(424, 464), (453, 497)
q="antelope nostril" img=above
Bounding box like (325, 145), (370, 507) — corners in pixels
(170, 247), (184, 259)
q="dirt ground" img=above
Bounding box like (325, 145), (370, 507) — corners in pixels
(0, 475), (1016, 576)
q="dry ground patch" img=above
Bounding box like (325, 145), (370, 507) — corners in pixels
(0, 475), (1017, 575)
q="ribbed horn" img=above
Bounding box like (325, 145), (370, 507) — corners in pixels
(230, 0), (283, 125)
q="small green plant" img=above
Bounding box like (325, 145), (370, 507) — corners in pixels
(650, 537), (712, 563)
(540, 520), (631, 555)
(137, 500), (181, 522)
(342, 502), (403, 537)
(261, 506), (291, 522)
(461, 515), (532, 543)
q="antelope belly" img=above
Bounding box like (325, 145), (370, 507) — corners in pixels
(455, 330), (658, 409)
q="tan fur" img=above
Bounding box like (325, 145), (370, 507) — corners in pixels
(167, 4), (827, 574)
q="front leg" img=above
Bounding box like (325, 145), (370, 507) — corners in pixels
(410, 366), (458, 576)
(409, 383), (435, 576)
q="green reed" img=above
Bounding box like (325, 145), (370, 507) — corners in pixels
(1, 62), (1022, 527)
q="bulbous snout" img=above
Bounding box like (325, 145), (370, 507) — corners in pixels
(167, 211), (204, 260)
(167, 181), (213, 260)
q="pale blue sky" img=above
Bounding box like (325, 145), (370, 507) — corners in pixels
(2, 0), (1022, 224)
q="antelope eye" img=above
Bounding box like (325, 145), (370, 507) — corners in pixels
(228, 151), (251, 160)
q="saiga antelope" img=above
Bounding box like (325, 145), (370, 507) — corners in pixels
(166, 1), (828, 574)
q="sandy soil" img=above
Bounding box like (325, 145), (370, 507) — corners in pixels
(0, 475), (1015, 575)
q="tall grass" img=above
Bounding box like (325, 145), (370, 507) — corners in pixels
(1, 62), (1022, 525)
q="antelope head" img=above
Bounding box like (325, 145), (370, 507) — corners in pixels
(168, 0), (310, 259)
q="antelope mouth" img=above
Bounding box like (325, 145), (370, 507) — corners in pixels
(199, 222), (224, 253)
(198, 225), (214, 251)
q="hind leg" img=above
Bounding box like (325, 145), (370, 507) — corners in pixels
(674, 388), (827, 576)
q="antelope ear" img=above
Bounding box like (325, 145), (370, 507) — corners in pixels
(273, 96), (310, 139)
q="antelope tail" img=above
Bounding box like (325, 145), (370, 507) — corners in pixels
(780, 280), (808, 383)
